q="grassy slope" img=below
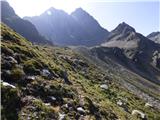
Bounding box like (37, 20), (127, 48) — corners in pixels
(1, 23), (160, 120)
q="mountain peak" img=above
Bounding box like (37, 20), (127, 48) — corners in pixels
(48, 7), (56, 11)
(113, 22), (136, 34)
(71, 7), (89, 16)
(74, 7), (85, 12)
(1, 0), (16, 18)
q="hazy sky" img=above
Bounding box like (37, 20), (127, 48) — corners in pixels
(6, 0), (160, 35)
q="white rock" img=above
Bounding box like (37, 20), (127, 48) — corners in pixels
(42, 69), (50, 76)
(26, 76), (36, 80)
(100, 84), (108, 90)
(145, 103), (153, 108)
(50, 96), (56, 101)
(65, 104), (68, 108)
(1, 81), (16, 88)
(131, 110), (146, 119)
(77, 107), (85, 113)
(6, 56), (17, 64)
(59, 113), (65, 120)
(44, 103), (51, 106)
(117, 100), (123, 106)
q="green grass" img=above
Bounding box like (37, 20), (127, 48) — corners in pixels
(1, 23), (160, 120)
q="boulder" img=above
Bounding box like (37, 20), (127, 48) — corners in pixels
(25, 76), (36, 83)
(145, 103), (153, 108)
(58, 113), (65, 120)
(100, 84), (108, 90)
(42, 69), (50, 77)
(5, 56), (17, 64)
(132, 110), (146, 119)
(1, 81), (16, 88)
(47, 96), (57, 104)
(117, 100), (123, 106)
(44, 103), (51, 106)
(77, 107), (85, 114)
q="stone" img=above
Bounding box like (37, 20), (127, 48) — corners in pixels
(42, 69), (50, 77)
(145, 103), (153, 108)
(25, 76), (36, 81)
(117, 100), (123, 106)
(100, 84), (108, 90)
(50, 96), (57, 101)
(44, 103), (51, 106)
(131, 110), (146, 119)
(1, 81), (16, 88)
(5, 56), (17, 64)
(77, 107), (85, 114)
(58, 113), (65, 120)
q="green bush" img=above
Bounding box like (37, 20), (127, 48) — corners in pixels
(1, 45), (14, 56)
(23, 59), (44, 75)
(11, 67), (25, 81)
(1, 85), (20, 120)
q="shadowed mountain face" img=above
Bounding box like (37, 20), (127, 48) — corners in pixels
(97, 22), (160, 84)
(24, 8), (109, 46)
(1, 1), (52, 45)
(147, 32), (160, 44)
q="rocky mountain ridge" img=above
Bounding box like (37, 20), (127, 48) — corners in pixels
(24, 7), (109, 46)
(1, 1), (52, 45)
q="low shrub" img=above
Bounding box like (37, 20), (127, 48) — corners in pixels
(11, 67), (25, 81)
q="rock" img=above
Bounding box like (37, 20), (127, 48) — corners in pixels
(58, 113), (65, 120)
(100, 84), (108, 90)
(25, 76), (36, 82)
(21, 96), (37, 106)
(145, 103), (153, 108)
(44, 103), (51, 106)
(117, 100), (123, 106)
(42, 69), (50, 77)
(1, 81), (16, 88)
(77, 107), (85, 114)
(50, 96), (57, 101)
(48, 96), (57, 104)
(5, 56), (17, 64)
(131, 110), (146, 119)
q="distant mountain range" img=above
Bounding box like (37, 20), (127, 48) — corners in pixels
(147, 32), (160, 44)
(1, 1), (52, 45)
(24, 7), (109, 46)
(99, 22), (160, 84)
(1, 1), (160, 86)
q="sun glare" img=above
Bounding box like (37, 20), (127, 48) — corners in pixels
(7, 0), (86, 17)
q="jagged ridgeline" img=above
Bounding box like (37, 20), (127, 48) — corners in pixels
(1, 23), (160, 119)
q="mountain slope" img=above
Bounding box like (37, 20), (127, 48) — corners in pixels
(1, 1), (52, 45)
(1, 23), (160, 120)
(147, 32), (160, 44)
(101, 22), (160, 84)
(24, 7), (109, 46)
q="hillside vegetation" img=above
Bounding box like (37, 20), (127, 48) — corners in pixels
(1, 23), (160, 120)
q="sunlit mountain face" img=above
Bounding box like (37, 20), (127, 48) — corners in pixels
(24, 7), (109, 46)
(1, 1), (160, 120)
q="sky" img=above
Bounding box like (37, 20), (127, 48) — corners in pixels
(5, 0), (160, 35)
